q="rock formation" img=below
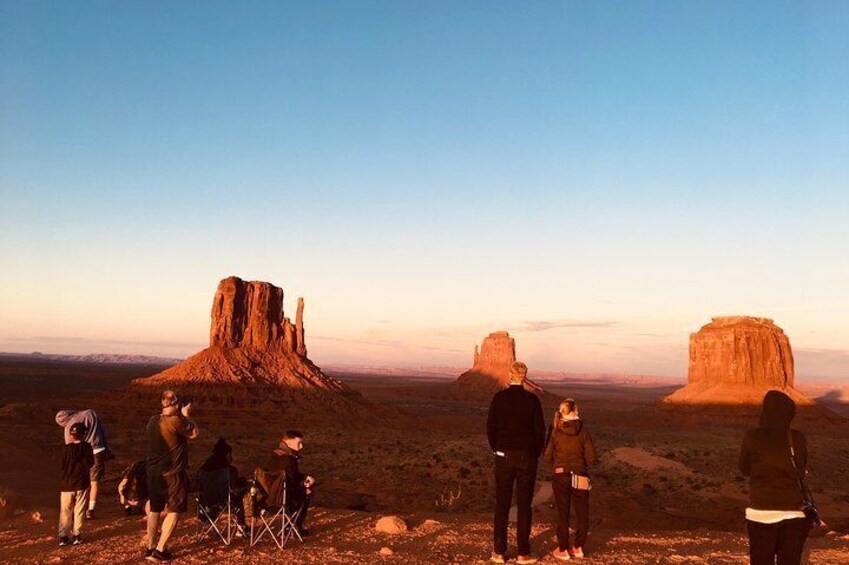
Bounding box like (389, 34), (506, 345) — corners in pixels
(664, 317), (812, 405)
(455, 331), (545, 394)
(134, 276), (355, 398)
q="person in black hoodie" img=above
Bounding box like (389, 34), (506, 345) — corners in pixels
(58, 422), (94, 547)
(543, 398), (597, 561)
(200, 437), (248, 527)
(740, 390), (811, 565)
(264, 430), (315, 534)
(486, 362), (546, 565)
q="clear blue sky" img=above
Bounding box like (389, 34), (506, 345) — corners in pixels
(1, 1), (848, 379)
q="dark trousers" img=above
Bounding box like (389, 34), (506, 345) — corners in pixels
(290, 491), (312, 529)
(552, 473), (589, 550)
(747, 518), (810, 565)
(493, 451), (537, 556)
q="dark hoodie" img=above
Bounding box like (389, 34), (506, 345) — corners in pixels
(543, 419), (598, 475)
(739, 391), (807, 511)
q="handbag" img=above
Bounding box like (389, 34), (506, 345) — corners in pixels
(787, 431), (825, 527)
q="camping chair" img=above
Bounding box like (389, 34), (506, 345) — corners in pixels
(248, 468), (306, 549)
(196, 468), (245, 546)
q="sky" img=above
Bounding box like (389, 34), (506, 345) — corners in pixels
(1, 1), (848, 380)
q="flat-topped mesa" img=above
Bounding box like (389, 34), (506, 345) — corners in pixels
(134, 276), (356, 398)
(209, 276), (307, 354)
(455, 331), (545, 395)
(664, 316), (811, 406)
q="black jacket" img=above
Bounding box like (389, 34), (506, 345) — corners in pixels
(264, 444), (307, 504)
(60, 442), (94, 492)
(739, 391), (807, 511)
(487, 384), (546, 457)
(543, 419), (598, 475)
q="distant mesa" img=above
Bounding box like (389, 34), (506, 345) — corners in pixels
(455, 331), (546, 395)
(133, 276), (357, 399)
(663, 316), (813, 406)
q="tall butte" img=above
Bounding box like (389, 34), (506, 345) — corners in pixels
(664, 316), (812, 405)
(134, 276), (355, 397)
(455, 331), (545, 395)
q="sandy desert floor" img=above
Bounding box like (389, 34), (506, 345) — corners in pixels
(0, 358), (847, 563)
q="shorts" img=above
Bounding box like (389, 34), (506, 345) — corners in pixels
(148, 469), (189, 514)
(90, 451), (107, 482)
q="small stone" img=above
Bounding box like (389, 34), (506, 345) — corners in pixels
(379, 547), (394, 556)
(30, 511), (43, 523)
(375, 515), (408, 534)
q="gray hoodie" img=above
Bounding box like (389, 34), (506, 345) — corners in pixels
(55, 409), (109, 452)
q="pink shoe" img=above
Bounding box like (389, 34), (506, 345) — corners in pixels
(553, 547), (572, 561)
(570, 547), (585, 559)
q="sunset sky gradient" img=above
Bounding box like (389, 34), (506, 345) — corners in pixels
(2, 1), (848, 379)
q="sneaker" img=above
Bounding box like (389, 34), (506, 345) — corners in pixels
(72, 535), (83, 545)
(553, 548), (572, 561)
(85, 509), (94, 520)
(146, 549), (173, 562)
(570, 547), (585, 559)
(517, 555), (539, 565)
(58, 536), (70, 547)
(490, 554), (506, 564)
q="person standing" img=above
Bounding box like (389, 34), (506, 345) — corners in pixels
(58, 422), (94, 546)
(55, 408), (110, 519)
(740, 390), (813, 565)
(543, 398), (598, 561)
(145, 391), (199, 562)
(487, 361), (546, 564)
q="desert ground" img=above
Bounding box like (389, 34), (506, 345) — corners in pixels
(0, 357), (847, 564)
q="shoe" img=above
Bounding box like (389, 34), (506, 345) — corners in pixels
(58, 536), (70, 547)
(146, 549), (173, 562)
(570, 547), (585, 559)
(517, 555), (539, 564)
(553, 548), (572, 561)
(72, 535), (83, 545)
(490, 554), (506, 564)
(85, 509), (94, 520)
(144, 548), (154, 558)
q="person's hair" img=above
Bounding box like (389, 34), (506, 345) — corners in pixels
(509, 361), (528, 383)
(212, 437), (232, 456)
(161, 390), (181, 408)
(554, 398), (579, 427)
(283, 429), (303, 440)
(69, 422), (87, 440)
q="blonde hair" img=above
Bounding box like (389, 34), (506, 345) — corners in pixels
(554, 398), (578, 426)
(509, 361), (528, 383)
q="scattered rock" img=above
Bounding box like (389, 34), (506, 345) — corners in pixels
(379, 546), (394, 556)
(376, 515), (408, 534)
(30, 511), (43, 523)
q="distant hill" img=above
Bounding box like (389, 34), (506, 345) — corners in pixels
(0, 351), (182, 367)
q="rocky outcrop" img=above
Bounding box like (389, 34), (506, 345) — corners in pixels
(134, 277), (355, 398)
(455, 331), (545, 394)
(664, 317), (812, 405)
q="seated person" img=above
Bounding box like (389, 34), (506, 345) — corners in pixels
(200, 438), (248, 527)
(263, 429), (315, 535)
(117, 460), (148, 515)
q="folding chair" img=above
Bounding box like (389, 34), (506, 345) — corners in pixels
(248, 468), (306, 549)
(196, 468), (245, 546)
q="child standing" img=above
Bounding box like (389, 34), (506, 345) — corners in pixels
(59, 422), (94, 546)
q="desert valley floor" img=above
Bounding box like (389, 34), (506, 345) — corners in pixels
(0, 358), (847, 564)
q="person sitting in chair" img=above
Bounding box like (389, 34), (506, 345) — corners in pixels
(264, 430), (315, 536)
(200, 438), (248, 529)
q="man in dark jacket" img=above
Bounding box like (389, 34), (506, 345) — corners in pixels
(486, 362), (546, 564)
(740, 390), (811, 565)
(264, 430), (315, 534)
